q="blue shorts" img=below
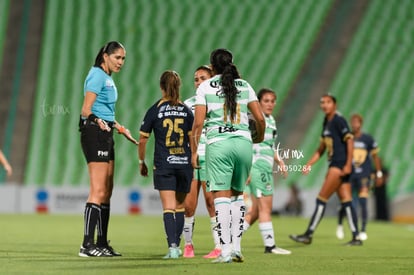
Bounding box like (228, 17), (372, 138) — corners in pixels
(153, 168), (193, 193)
(350, 175), (371, 191)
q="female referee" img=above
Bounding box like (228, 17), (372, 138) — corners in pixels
(79, 41), (137, 257)
(191, 48), (265, 263)
(289, 94), (362, 246)
(243, 88), (291, 255)
(182, 65), (222, 259)
(138, 70), (194, 259)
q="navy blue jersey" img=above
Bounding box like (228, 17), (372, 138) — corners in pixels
(321, 113), (353, 166)
(140, 99), (194, 170)
(352, 133), (379, 177)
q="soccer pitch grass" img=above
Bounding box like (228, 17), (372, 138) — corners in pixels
(0, 214), (413, 274)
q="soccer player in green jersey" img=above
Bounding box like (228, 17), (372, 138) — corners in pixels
(183, 66), (222, 258)
(243, 88), (291, 255)
(191, 49), (265, 263)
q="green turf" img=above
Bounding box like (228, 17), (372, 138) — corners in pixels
(0, 214), (413, 274)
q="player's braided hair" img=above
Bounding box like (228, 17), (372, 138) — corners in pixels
(94, 41), (125, 71)
(160, 70), (181, 106)
(210, 49), (241, 123)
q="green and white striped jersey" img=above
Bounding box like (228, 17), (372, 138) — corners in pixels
(184, 95), (206, 156)
(252, 114), (278, 168)
(194, 75), (258, 144)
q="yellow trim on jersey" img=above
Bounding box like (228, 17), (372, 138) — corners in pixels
(370, 147), (380, 156)
(343, 133), (353, 141)
(157, 98), (169, 107)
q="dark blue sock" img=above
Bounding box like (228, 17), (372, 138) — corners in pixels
(305, 198), (326, 236)
(342, 201), (359, 238)
(359, 197), (367, 232)
(163, 211), (176, 247)
(175, 209), (185, 247)
(337, 206), (345, 225)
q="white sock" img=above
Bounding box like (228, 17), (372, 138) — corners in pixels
(210, 216), (221, 249)
(214, 197), (231, 257)
(231, 195), (246, 253)
(243, 220), (250, 232)
(183, 216), (194, 245)
(259, 221), (275, 248)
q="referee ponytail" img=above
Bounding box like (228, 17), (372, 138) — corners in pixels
(94, 41), (125, 68)
(160, 70), (181, 106)
(210, 48), (241, 123)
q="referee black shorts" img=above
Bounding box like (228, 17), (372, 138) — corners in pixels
(80, 118), (115, 163)
(153, 168), (193, 193)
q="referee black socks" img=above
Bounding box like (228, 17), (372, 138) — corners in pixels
(97, 203), (110, 247)
(82, 203), (101, 247)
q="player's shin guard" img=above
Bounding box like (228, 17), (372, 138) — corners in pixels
(183, 216), (194, 244)
(305, 198), (327, 236)
(175, 208), (185, 247)
(342, 201), (359, 238)
(214, 197), (231, 257)
(82, 203), (101, 246)
(231, 195), (246, 253)
(163, 210), (177, 247)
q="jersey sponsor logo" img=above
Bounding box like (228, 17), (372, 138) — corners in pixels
(166, 155), (189, 164)
(215, 89), (242, 98)
(354, 141), (367, 149)
(210, 79), (247, 88)
(323, 129), (331, 136)
(159, 105), (188, 118)
(218, 126), (237, 133)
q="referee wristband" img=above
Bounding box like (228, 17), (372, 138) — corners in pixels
(376, 170), (383, 178)
(88, 113), (98, 123)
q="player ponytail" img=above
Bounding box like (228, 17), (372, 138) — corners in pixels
(210, 48), (241, 123)
(94, 41), (125, 68)
(160, 70), (181, 106)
